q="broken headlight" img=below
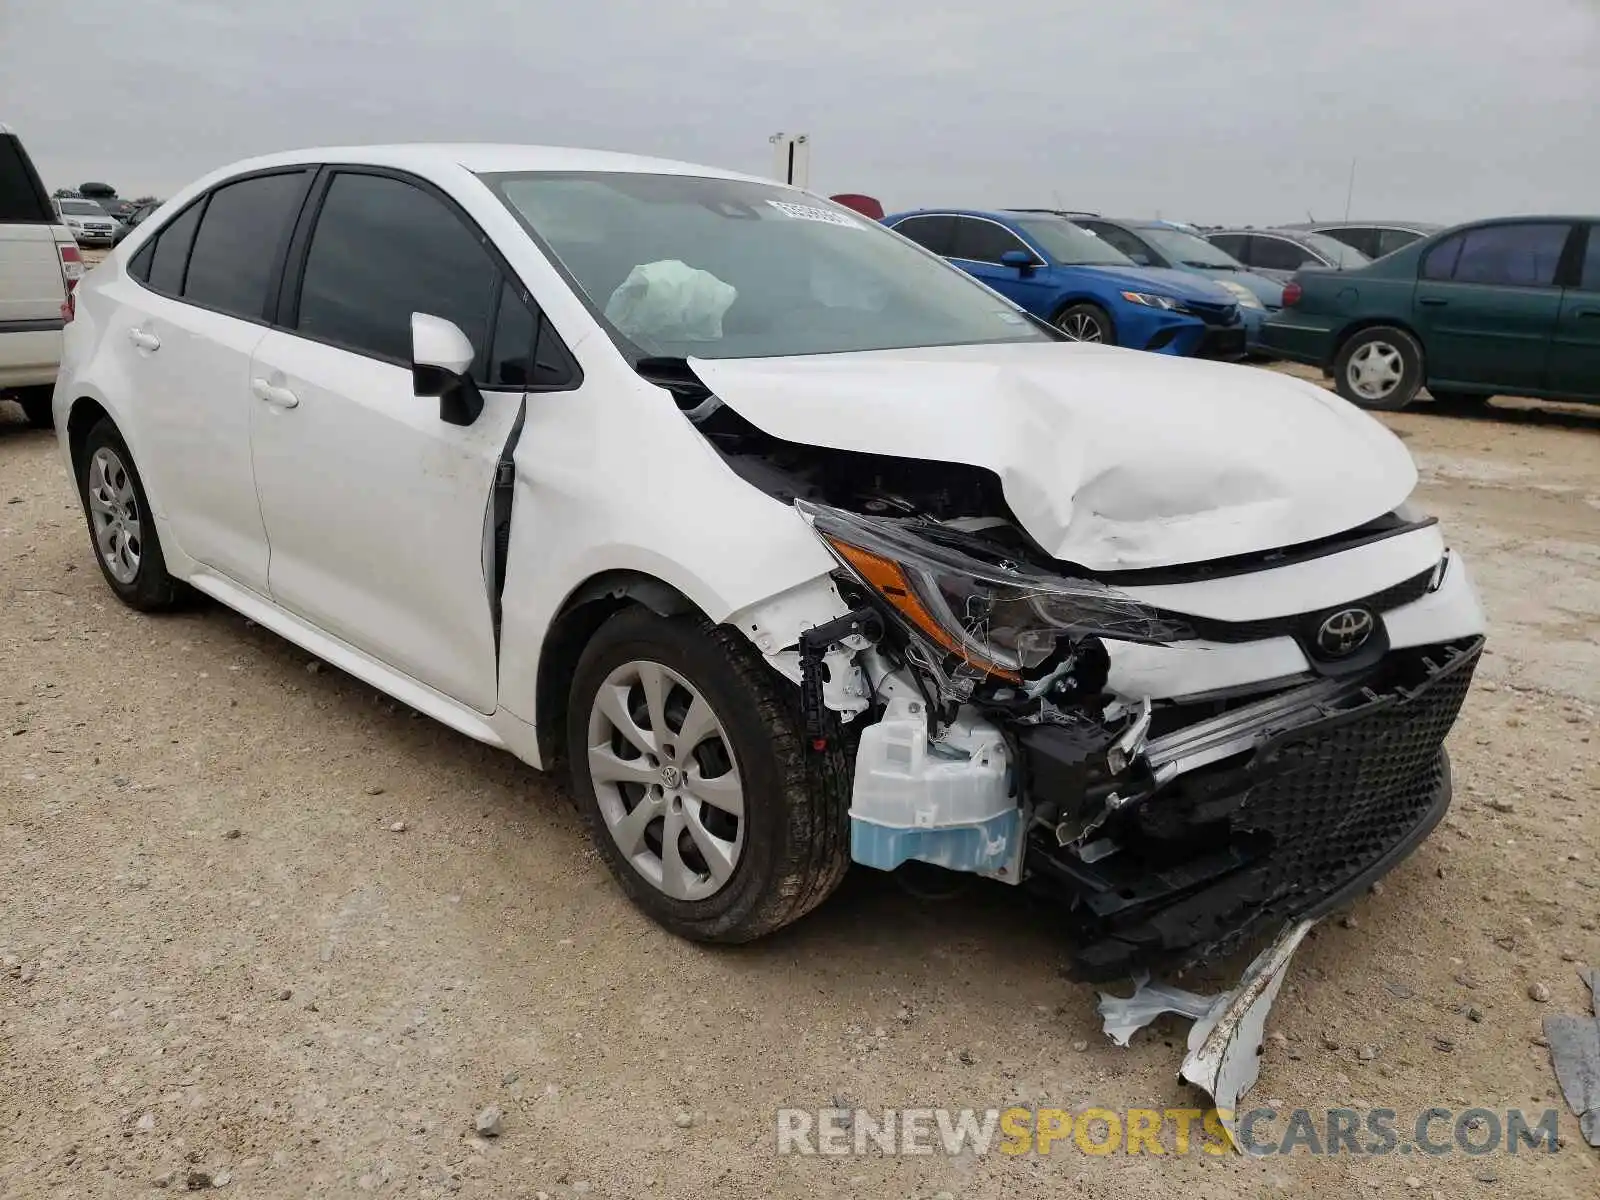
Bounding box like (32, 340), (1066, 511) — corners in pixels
(798, 501), (1193, 683)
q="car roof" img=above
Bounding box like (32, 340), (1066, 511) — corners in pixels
(1280, 220), (1442, 232)
(197, 143), (766, 185)
(894, 208), (1064, 222)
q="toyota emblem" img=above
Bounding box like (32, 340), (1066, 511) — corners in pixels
(1316, 607), (1376, 658)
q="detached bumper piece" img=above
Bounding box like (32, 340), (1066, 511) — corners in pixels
(1029, 637), (1482, 980)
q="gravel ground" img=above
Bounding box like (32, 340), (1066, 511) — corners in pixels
(1, 378), (1596, 1198)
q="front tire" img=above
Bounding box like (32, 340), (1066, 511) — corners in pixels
(1334, 326), (1423, 411)
(77, 419), (181, 611)
(1054, 303), (1116, 345)
(566, 607), (850, 943)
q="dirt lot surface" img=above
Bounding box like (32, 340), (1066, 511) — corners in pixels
(2, 374), (1597, 1198)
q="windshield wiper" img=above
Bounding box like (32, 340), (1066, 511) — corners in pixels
(1189, 260), (1235, 270)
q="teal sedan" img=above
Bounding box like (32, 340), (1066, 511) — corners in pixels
(1260, 217), (1600, 410)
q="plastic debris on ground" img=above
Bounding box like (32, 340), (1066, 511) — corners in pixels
(1096, 917), (1318, 1151)
(1544, 965), (1600, 1148)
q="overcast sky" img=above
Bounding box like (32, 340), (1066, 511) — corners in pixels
(3, 0), (1597, 225)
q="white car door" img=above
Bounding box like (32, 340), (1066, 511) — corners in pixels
(246, 169), (552, 713)
(115, 170), (313, 593)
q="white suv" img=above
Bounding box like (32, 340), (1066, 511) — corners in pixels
(54, 145), (1487, 978)
(1, 123), (82, 427)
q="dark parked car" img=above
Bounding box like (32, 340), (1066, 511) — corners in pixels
(1261, 216), (1600, 410)
(1204, 228), (1370, 283)
(111, 200), (159, 245)
(1284, 221), (1442, 261)
(883, 208), (1247, 359)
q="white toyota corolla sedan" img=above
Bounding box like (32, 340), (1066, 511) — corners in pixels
(54, 145), (1486, 979)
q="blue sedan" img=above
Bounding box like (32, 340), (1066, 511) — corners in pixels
(882, 208), (1246, 359)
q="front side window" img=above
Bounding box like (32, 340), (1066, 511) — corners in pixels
(1321, 227), (1377, 258)
(1251, 237), (1318, 272)
(1207, 233), (1248, 260)
(1297, 232), (1371, 268)
(1138, 226), (1242, 269)
(951, 217), (1034, 264)
(182, 172), (308, 320)
(1079, 221), (1159, 264)
(295, 172), (499, 370)
(1375, 228), (1422, 257)
(1449, 223), (1570, 287)
(484, 172), (1048, 360)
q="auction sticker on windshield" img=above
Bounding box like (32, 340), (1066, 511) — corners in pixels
(767, 200), (861, 227)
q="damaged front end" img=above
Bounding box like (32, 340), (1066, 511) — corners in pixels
(787, 499), (1481, 982)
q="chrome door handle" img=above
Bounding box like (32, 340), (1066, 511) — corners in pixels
(127, 328), (161, 351)
(1418, 297), (1447, 308)
(250, 378), (300, 409)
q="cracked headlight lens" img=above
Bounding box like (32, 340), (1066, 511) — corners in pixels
(798, 501), (1193, 682)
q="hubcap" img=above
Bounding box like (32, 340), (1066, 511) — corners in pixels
(586, 660), (745, 901)
(86, 447), (142, 584)
(1057, 311), (1103, 342)
(1347, 341), (1404, 400)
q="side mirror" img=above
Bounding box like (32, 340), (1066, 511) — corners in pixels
(411, 313), (484, 426)
(1000, 249), (1036, 274)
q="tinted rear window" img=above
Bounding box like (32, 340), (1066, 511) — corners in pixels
(182, 172), (307, 320)
(0, 133), (53, 223)
(147, 202), (204, 295)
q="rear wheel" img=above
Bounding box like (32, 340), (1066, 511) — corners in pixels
(13, 386), (54, 430)
(1054, 303), (1116, 345)
(77, 419), (181, 611)
(566, 607), (851, 943)
(1334, 326), (1423, 411)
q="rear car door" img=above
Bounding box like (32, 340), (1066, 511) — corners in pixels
(948, 216), (1055, 312)
(248, 167), (569, 713)
(1546, 224), (1600, 401)
(116, 169), (312, 592)
(1411, 222), (1571, 392)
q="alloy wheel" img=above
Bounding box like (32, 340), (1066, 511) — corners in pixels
(1347, 341), (1404, 402)
(1057, 311), (1105, 342)
(586, 660), (745, 901)
(86, 446), (142, 584)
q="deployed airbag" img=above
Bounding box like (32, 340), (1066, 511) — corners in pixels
(605, 259), (737, 345)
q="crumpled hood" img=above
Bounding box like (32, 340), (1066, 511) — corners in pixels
(689, 341), (1417, 572)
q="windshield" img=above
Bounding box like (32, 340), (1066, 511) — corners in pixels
(1139, 226), (1242, 269)
(483, 172), (1050, 360)
(1013, 218), (1134, 266)
(1300, 232), (1371, 267)
(58, 199), (105, 216)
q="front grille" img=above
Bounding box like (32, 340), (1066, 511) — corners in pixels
(1186, 301), (1240, 327)
(1240, 643), (1474, 895)
(1181, 639), (1478, 959)
(1043, 638), (1480, 978)
(1177, 565), (1436, 644)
